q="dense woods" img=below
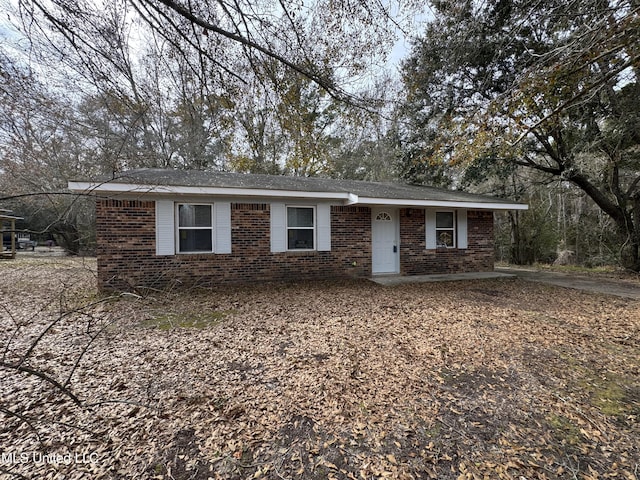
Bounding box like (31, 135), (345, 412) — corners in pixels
(1, 0), (638, 269)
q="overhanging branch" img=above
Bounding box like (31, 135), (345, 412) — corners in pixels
(509, 56), (637, 148)
(148, 0), (358, 104)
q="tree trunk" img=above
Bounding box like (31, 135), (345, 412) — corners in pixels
(620, 195), (640, 271)
(565, 171), (640, 271)
(52, 223), (80, 255)
(509, 210), (526, 265)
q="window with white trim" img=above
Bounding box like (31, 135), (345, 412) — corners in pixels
(287, 206), (315, 250)
(375, 211), (392, 222)
(436, 211), (456, 248)
(177, 203), (213, 253)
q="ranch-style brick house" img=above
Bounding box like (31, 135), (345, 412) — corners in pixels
(69, 169), (527, 291)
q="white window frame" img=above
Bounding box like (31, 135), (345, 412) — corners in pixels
(286, 205), (316, 251)
(176, 203), (215, 254)
(435, 210), (456, 248)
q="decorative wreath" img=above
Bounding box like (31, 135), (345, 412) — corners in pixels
(438, 232), (453, 247)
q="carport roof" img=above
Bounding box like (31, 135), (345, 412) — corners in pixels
(69, 168), (528, 210)
(0, 209), (23, 220)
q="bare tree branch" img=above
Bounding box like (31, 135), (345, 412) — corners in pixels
(1, 361), (82, 405)
(148, 0), (357, 103)
(0, 405), (43, 443)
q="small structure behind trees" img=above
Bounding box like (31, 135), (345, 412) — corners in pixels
(0, 209), (22, 259)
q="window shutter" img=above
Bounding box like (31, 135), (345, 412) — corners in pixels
(270, 203), (286, 253)
(214, 202), (232, 254)
(457, 209), (468, 249)
(316, 203), (331, 251)
(156, 200), (175, 255)
(425, 209), (437, 249)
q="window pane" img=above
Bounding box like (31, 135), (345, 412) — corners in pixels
(179, 229), (212, 252)
(288, 229), (314, 249)
(179, 204), (211, 227)
(436, 212), (454, 228)
(287, 207), (314, 228)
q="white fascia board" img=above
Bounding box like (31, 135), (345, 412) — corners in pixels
(356, 197), (529, 210)
(68, 181), (353, 202)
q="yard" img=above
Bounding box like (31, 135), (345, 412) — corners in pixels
(0, 258), (638, 480)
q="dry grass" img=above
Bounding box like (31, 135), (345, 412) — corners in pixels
(0, 257), (639, 479)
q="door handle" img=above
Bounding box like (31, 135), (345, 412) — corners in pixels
(393, 245), (397, 253)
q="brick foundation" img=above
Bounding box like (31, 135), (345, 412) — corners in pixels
(95, 200), (494, 291)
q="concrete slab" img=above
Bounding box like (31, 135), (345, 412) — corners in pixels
(496, 267), (640, 300)
(370, 271), (516, 286)
(369, 267), (640, 300)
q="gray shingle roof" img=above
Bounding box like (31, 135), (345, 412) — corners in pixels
(90, 168), (521, 206)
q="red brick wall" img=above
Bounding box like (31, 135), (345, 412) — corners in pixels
(399, 208), (494, 275)
(95, 200), (494, 291)
(95, 201), (371, 291)
(95, 199), (157, 289)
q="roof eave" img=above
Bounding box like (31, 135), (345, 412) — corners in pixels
(356, 197), (528, 210)
(68, 181), (354, 202)
(68, 181), (528, 210)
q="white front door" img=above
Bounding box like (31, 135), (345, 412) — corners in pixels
(372, 208), (399, 274)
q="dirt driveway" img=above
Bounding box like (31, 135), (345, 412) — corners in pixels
(496, 266), (640, 300)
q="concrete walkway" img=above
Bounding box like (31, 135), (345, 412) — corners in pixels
(371, 267), (640, 300)
(370, 271), (515, 286)
(496, 266), (640, 300)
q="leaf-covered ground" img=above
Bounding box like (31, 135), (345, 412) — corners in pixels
(1, 258), (639, 479)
